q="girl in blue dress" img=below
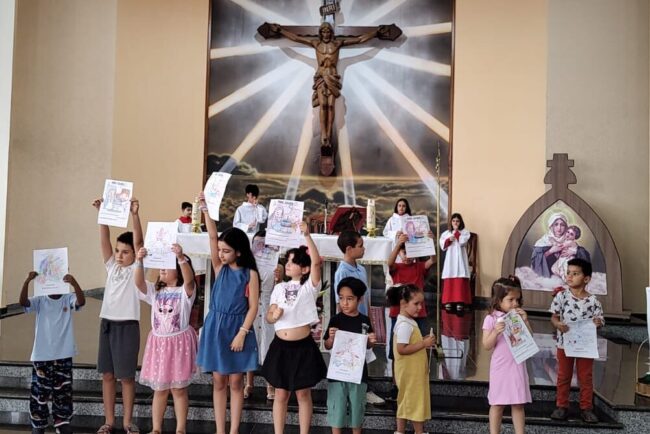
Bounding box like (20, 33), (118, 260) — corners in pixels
(197, 195), (259, 434)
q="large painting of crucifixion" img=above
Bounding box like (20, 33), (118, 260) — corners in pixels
(205, 0), (454, 230)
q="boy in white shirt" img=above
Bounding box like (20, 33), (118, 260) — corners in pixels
(91, 197), (143, 434)
(233, 184), (268, 234)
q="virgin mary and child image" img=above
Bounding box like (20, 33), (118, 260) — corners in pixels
(515, 210), (607, 295)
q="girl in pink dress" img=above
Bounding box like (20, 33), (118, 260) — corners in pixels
(134, 244), (197, 434)
(482, 276), (532, 434)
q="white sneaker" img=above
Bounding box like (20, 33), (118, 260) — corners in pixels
(366, 390), (385, 404)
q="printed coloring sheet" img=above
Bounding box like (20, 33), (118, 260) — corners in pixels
(98, 179), (133, 228)
(502, 310), (539, 364)
(144, 222), (178, 269)
(404, 215), (435, 258)
(33, 248), (69, 296)
(563, 319), (599, 359)
(266, 199), (304, 248)
(252, 237), (280, 276)
(204, 172), (231, 221)
(327, 330), (368, 384)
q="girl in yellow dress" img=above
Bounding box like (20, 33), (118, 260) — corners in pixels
(387, 284), (436, 434)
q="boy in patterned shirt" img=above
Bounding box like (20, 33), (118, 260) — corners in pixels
(549, 258), (604, 424)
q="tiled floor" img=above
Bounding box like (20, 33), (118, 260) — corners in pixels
(1, 297), (648, 410)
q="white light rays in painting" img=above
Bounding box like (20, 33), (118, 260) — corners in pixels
(356, 64), (449, 141)
(229, 0), (298, 24)
(212, 0), (452, 212)
(337, 124), (356, 205)
(374, 51), (451, 76)
(209, 61), (304, 117)
(403, 22), (452, 38)
(210, 44), (278, 59)
(359, 0), (408, 24)
(220, 69), (312, 174)
(347, 73), (449, 217)
(286, 104), (316, 201)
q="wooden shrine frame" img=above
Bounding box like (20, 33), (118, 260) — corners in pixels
(501, 154), (624, 317)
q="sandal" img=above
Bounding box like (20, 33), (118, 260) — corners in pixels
(125, 425), (140, 434)
(97, 424), (113, 434)
(244, 384), (253, 399)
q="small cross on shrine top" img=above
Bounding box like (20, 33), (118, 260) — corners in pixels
(544, 153), (577, 191)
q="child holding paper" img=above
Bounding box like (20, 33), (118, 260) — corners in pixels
(246, 230), (284, 401)
(20, 271), (86, 434)
(261, 221), (327, 434)
(386, 232), (435, 400)
(134, 244), (197, 434)
(92, 197), (143, 434)
(549, 258), (604, 424)
(196, 194), (260, 434)
(386, 284), (436, 434)
(334, 230), (385, 405)
(482, 276), (532, 434)
(233, 184), (268, 234)
(324, 277), (376, 434)
(388, 232), (435, 336)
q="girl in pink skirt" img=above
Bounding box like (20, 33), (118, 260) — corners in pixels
(134, 244), (197, 434)
(482, 276), (532, 434)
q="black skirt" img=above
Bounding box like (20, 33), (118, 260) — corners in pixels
(261, 335), (327, 391)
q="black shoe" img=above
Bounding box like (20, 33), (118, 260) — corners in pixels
(32, 429), (46, 434)
(550, 407), (569, 420)
(385, 385), (398, 402)
(581, 409), (599, 424)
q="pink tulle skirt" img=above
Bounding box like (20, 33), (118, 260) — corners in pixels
(139, 327), (197, 391)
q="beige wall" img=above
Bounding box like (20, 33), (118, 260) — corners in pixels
(2, 0), (117, 302)
(2, 0), (208, 304)
(453, 0), (549, 298)
(547, 0), (649, 311)
(111, 0), (208, 231)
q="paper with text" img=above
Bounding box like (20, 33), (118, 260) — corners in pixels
(502, 311), (539, 364)
(327, 330), (368, 384)
(33, 248), (69, 296)
(144, 222), (178, 269)
(98, 179), (133, 228)
(266, 199), (304, 248)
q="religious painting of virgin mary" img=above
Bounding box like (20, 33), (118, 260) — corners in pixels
(514, 201), (607, 295)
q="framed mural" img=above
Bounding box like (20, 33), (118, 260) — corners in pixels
(204, 0), (455, 232)
(502, 154), (624, 316)
(515, 201), (607, 295)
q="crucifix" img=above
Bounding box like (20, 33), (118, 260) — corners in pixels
(257, 1), (402, 176)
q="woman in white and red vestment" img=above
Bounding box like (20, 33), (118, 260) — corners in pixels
(439, 213), (471, 311)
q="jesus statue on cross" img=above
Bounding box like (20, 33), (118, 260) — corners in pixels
(259, 21), (401, 175)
